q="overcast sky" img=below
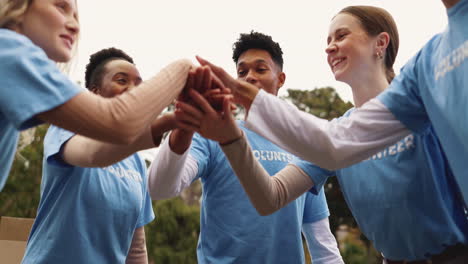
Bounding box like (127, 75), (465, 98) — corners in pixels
(72, 0), (448, 104)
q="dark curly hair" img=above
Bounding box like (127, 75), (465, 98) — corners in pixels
(232, 31), (283, 70)
(84, 47), (134, 89)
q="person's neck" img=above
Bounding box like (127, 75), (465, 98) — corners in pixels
(443, 0), (460, 9)
(349, 72), (389, 108)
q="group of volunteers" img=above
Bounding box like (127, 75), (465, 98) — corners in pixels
(0, 0), (467, 263)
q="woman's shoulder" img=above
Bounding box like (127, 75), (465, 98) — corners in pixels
(0, 28), (34, 47)
(0, 28), (49, 66)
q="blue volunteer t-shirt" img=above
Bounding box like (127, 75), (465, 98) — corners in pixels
(303, 192), (330, 224)
(296, 109), (468, 261)
(22, 126), (154, 264)
(378, 0), (468, 207)
(190, 121), (329, 264)
(0, 29), (81, 191)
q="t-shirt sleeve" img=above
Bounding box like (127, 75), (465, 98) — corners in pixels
(292, 158), (333, 195)
(302, 189), (330, 224)
(136, 162), (155, 228)
(377, 51), (431, 134)
(0, 30), (81, 130)
(136, 190), (155, 228)
(43, 125), (76, 167)
(189, 133), (214, 181)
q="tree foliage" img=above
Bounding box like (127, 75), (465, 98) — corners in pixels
(0, 125), (46, 217)
(145, 198), (200, 264)
(284, 87), (353, 120)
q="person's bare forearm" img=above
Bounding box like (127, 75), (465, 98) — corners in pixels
(233, 80), (260, 111)
(150, 113), (179, 146)
(126, 227), (148, 264)
(169, 129), (195, 154)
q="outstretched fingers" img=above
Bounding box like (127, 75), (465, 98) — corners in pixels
(196, 56), (238, 90)
(193, 67), (205, 94)
(201, 66), (212, 94)
(208, 67), (227, 92)
(222, 95), (235, 121)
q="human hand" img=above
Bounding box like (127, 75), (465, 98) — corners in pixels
(196, 56), (260, 110)
(179, 66), (228, 111)
(169, 66), (230, 153)
(203, 88), (237, 113)
(174, 89), (242, 145)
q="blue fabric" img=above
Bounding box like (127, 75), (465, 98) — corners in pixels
(302, 191), (330, 224)
(22, 126), (154, 264)
(378, 0), (468, 207)
(297, 109), (468, 261)
(0, 29), (81, 190)
(190, 121), (329, 264)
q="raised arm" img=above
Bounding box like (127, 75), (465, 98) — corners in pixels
(148, 66), (220, 200)
(147, 133), (199, 200)
(197, 56), (410, 170)
(221, 134), (314, 215)
(175, 89), (314, 215)
(38, 59), (194, 145)
(62, 113), (177, 168)
(246, 91), (410, 170)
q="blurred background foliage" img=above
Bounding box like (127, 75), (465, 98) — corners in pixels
(0, 87), (382, 263)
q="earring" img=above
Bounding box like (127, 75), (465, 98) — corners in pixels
(376, 51), (383, 59)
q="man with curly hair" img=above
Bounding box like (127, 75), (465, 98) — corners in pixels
(148, 32), (343, 264)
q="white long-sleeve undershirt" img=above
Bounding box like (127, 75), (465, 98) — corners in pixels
(245, 89), (410, 170)
(147, 134), (198, 200)
(302, 218), (344, 264)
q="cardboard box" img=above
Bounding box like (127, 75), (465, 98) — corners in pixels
(0, 216), (34, 264)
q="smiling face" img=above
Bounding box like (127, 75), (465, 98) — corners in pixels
(16, 0), (79, 62)
(93, 59), (142, 98)
(236, 49), (285, 96)
(325, 13), (378, 85)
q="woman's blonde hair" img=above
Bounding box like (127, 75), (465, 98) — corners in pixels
(0, 0), (32, 29)
(0, 0), (80, 73)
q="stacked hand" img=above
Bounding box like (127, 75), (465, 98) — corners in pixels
(175, 88), (242, 145)
(178, 64), (228, 111)
(169, 56), (261, 147)
(174, 63), (242, 145)
(196, 56), (260, 110)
